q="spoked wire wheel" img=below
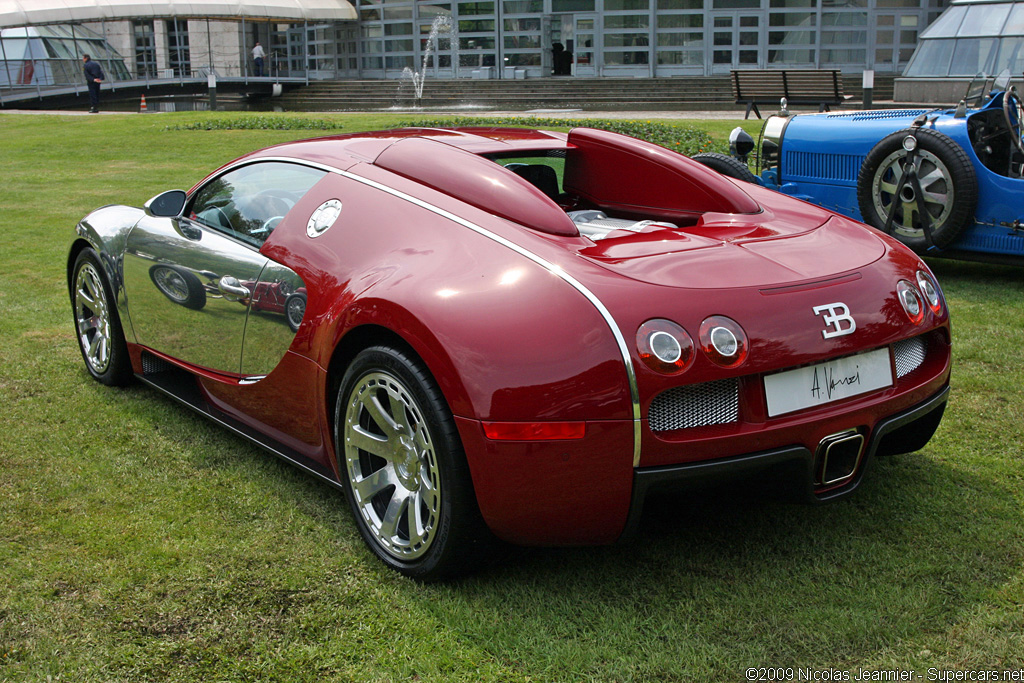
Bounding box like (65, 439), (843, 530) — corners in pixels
(343, 369), (442, 561)
(148, 264), (206, 309)
(151, 266), (190, 302)
(285, 293), (306, 332)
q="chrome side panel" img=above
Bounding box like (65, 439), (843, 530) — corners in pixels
(122, 215), (268, 374)
(242, 261), (307, 376)
(72, 205), (146, 342)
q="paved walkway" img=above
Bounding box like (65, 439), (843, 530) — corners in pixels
(0, 105), (855, 119)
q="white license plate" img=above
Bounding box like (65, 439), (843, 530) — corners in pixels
(764, 347), (893, 418)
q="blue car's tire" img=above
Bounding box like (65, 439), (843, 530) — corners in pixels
(857, 128), (977, 253)
(691, 152), (759, 184)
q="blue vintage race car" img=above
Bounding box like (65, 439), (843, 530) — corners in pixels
(699, 76), (1024, 265)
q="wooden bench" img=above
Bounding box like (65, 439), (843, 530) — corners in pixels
(731, 69), (853, 119)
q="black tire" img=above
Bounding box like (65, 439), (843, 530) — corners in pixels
(691, 152), (759, 184)
(857, 128), (977, 253)
(284, 292), (306, 332)
(148, 264), (207, 310)
(71, 248), (133, 386)
(335, 345), (486, 581)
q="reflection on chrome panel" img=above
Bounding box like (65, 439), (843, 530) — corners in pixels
(242, 261), (307, 377)
(124, 216), (303, 376)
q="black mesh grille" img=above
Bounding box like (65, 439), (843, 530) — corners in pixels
(649, 379), (739, 433)
(893, 336), (927, 379)
(141, 352), (173, 375)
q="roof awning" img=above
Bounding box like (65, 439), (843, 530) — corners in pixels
(0, 0), (357, 29)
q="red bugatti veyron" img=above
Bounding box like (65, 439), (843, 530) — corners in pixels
(68, 126), (951, 579)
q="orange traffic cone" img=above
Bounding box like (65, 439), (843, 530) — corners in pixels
(140, 95), (148, 113)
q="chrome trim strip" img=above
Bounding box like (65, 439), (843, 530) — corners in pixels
(232, 154), (643, 466)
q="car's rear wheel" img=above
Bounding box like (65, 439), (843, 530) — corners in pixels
(72, 248), (133, 386)
(857, 128), (977, 253)
(148, 264), (207, 310)
(336, 345), (484, 580)
(285, 292), (306, 332)
(691, 152), (759, 184)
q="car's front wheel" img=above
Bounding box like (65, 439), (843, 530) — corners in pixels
(71, 248), (133, 386)
(857, 128), (977, 253)
(336, 345), (485, 580)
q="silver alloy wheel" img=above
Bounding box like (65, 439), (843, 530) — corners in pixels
(151, 266), (190, 303)
(871, 148), (955, 240)
(343, 370), (441, 560)
(74, 261), (113, 375)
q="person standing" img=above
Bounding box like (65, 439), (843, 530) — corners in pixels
(82, 54), (104, 113)
(252, 41), (265, 77)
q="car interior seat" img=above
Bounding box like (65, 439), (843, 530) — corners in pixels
(509, 164), (561, 201)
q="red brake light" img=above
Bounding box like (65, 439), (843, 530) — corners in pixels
(482, 421), (586, 441)
(916, 270), (944, 315)
(637, 319), (694, 375)
(699, 315), (749, 368)
(897, 280), (924, 324)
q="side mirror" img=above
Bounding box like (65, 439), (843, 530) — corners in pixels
(144, 190), (187, 217)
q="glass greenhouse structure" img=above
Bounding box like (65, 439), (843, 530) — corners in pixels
(904, 0), (1024, 77)
(896, 0), (1023, 101)
(0, 24), (129, 88)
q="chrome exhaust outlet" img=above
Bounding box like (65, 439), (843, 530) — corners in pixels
(816, 430), (866, 487)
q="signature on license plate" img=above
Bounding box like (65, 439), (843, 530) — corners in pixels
(764, 347), (893, 417)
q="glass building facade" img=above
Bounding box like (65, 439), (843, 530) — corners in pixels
(0, 24), (130, 88)
(346, 0), (947, 78)
(0, 0), (951, 90)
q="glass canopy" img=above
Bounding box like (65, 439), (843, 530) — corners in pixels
(904, 1), (1024, 78)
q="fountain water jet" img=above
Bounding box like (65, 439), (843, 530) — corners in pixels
(400, 15), (458, 103)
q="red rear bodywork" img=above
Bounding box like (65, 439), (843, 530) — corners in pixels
(119, 126), (951, 547)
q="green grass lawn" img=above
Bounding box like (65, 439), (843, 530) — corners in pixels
(0, 112), (1022, 682)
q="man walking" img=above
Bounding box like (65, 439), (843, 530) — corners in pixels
(252, 41), (265, 77)
(82, 54), (104, 113)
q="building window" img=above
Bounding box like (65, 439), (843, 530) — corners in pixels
(166, 19), (190, 77)
(133, 20), (156, 79)
(551, 0), (596, 11)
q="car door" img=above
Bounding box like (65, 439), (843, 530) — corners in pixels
(122, 161), (326, 374)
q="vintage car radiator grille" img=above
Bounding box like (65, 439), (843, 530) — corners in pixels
(893, 335), (927, 378)
(785, 151), (864, 182)
(649, 378), (739, 433)
(827, 109), (931, 122)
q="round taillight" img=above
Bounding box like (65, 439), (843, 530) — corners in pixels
(699, 315), (749, 368)
(897, 280), (924, 324)
(916, 270), (944, 315)
(637, 319), (694, 375)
